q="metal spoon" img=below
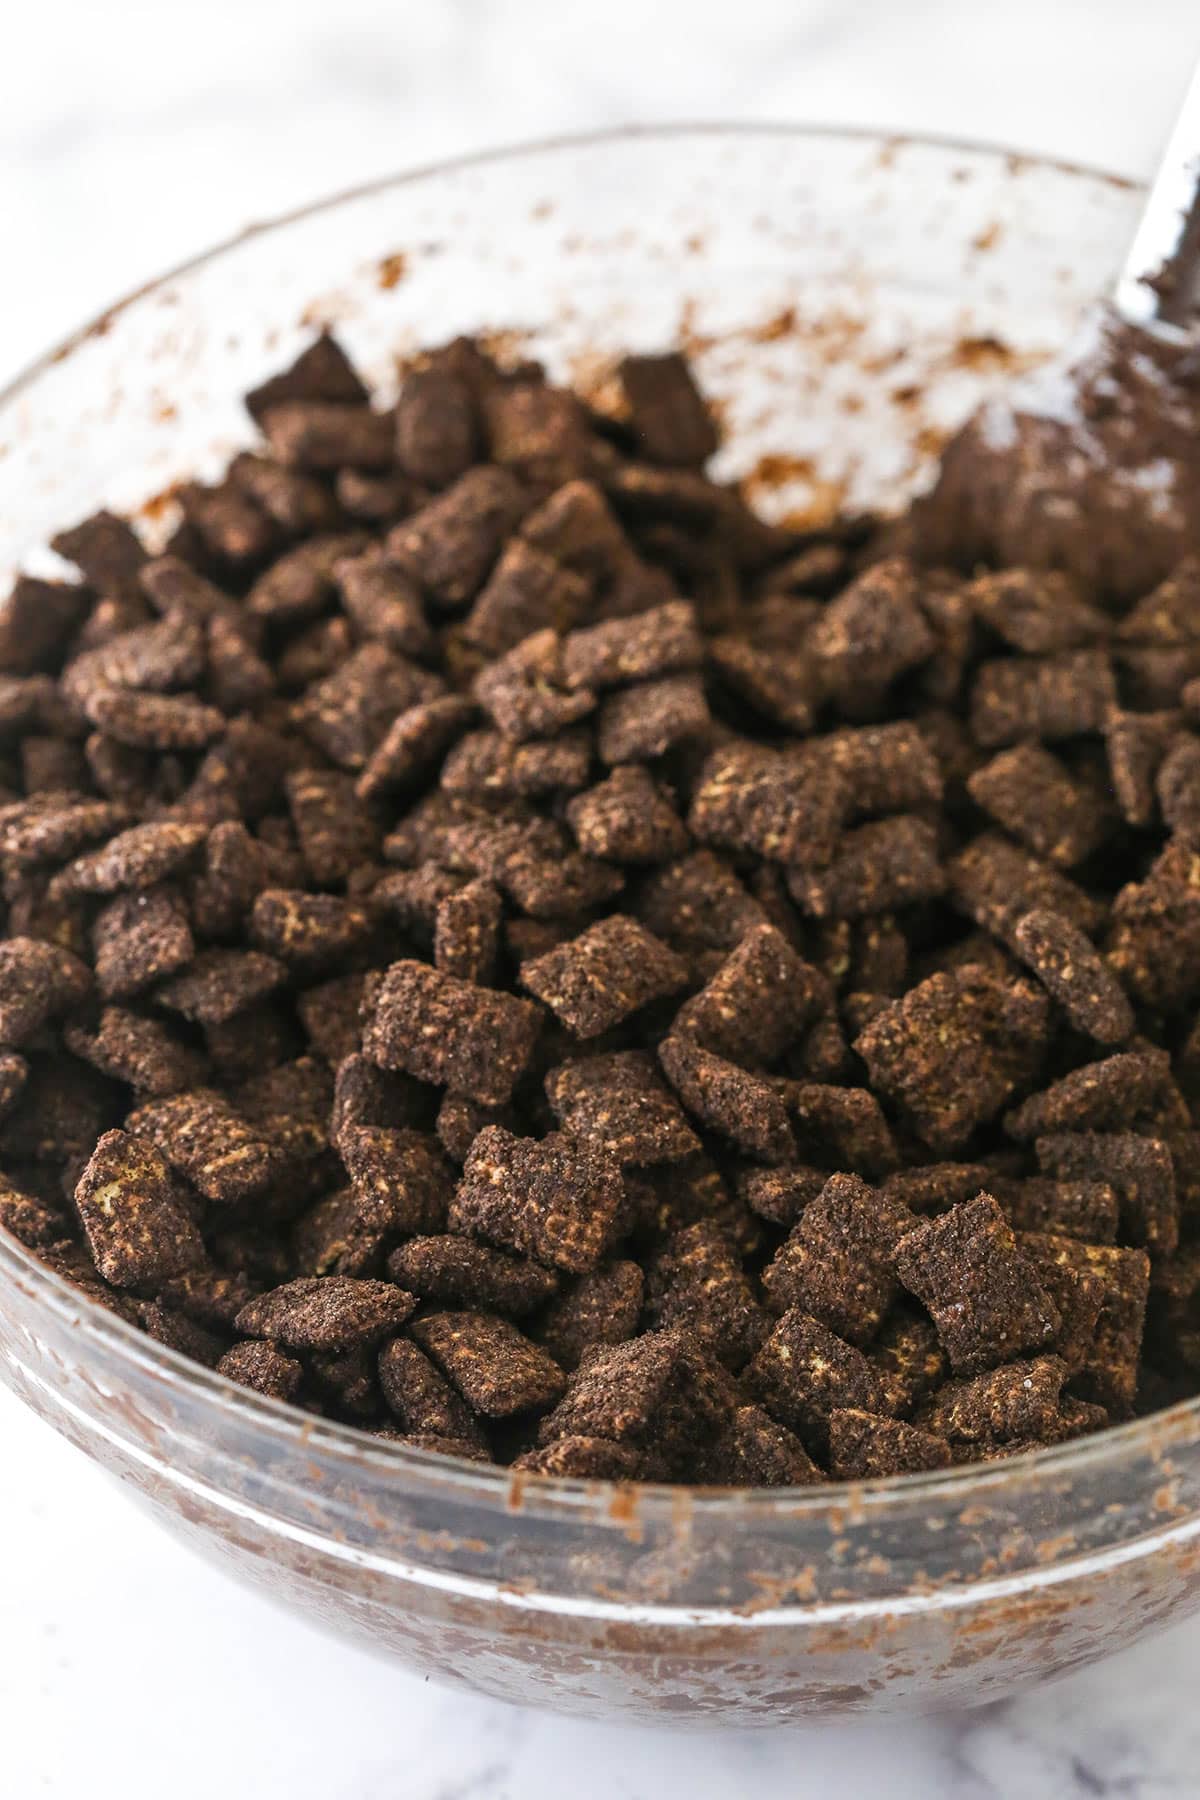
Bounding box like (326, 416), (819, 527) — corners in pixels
(918, 62), (1200, 596)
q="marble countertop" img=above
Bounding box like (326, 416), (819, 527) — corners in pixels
(6, 2), (1200, 1794)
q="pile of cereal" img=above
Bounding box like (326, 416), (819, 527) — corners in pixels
(0, 329), (1194, 1485)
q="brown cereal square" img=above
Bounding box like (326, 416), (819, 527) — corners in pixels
(807, 558), (935, 712)
(827, 1409), (952, 1479)
(450, 1126), (623, 1273)
(596, 673), (711, 765)
(411, 1310), (566, 1417)
(357, 696), (477, 800)
(544, 1050), (700, 1165)
(967, 743), (1110, 869)
(537, 1327), (734, 1474)
(1009, 909), (1134, 1045)
(635, 850), (767, 954)
(562, 602), (702, 692)
(672, 923), (822, 1068)
(463, 540), (591, 656)
(744, 1309), (904, 1446)
(0, 937), (91, 1047)
(157, 947), (288, 1026)
(521, 914), (687, 1038)
(921, 1355), (1069, 1444)
(235, 1275), (417, 1352)
(658, 1033), (795, 1164)
(127, 1088), (278, 1203)
(93, 886), (194, 1000)
(294, 643), (444, 771)
(535, 1260), (645, 1370)
(285, 768), (379, 887)
(387, 1234), (557, 1316)
(689, 742), (846, 867)
(338, 1126), (453, 1236)
(788, 815), (944, 919)
(617, 353), (719, 466)
(387, 467), (527, 608)
(854, 967), (1050, 1153)
(475, 629), (596, 741)
(645, 1221), (769, 1368)
(378, 1337), (490, 1449)
(784, 1083), (900, 1177)
(1035, 1130), (1178, 1257)
(217, 1339), (304, 1402)
(74, 1128), (205, 1289)
(762, 1174), (913, 1344)
(969, 648), (1116, 747)
(565, 765), (688, 864)
(64, 1008), (206, 1097)
(362, 960), (541, 1105)
(434, 878), (502, 984)
(894, 1193), (1061, 1374)
(1005, 1050), (1167, 1142)
(1018, 1232), (1149, 1414)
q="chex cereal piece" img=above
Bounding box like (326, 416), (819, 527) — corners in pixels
(0, 792), (132, 868)
(357, 696), (476, 800)
(827, 1409), (952, 1479)
(689, 741), (847, 867)
(335, 548), (436, 657)
(921, 1355), (1069, 1444)
(387, 1235), (557, 1317)
(521, 914), (687, 1038)
(387, 467), (527, 608)
(744, 1310), (904, 1445)
(157, 1270), (259, 1331)
(969, 648), (1116, 747)
(948, 831), (1106, 951)
(249, 889), (372, 969)
(53, 820), (208, 896)
(434, 878), (502, 984)
(701, 1405), (824, 1487)
(128, 1088), (278, 1203)
(1009, 1238), (1106, 1373)
(967, 743), (1110, 869)
(819, 720), (943, 817)
(870, 1309), (947, 1411)
(292, 1188), (386, 1279)
(338, 1126), (452, 1236)
(450, 1126), (623, 1273)
(474, 629), (596, 741)
(544, 1050), (700, 1165)
(618, 352), (719, 465)
(672, 923), (822, 1068)
(513, 1437), (644, 1480)
(293, 642), (443, 771)
(964, 566), (1107, 655)
(1035, 1131), (1177, 1257)
(736, 1165), (827, 1228)
(64, 1008), (206, 1097)
(0, 1170), (56, 1249)
(536, 1261), (644, 1370)
(74, 1128), (204, 1290)
(879, 1162), (998, 1215)
(784, 1083), (900, 1177)
(157, 948), (287, 1026)
(217, 1340), (304, 1402)
(235, 1276), (416, 1353)
(1005, 1050), (1168, 1141)
(285, 767), (378, 887)
(1105, 708), (1178, 827)
(854, 968), (1050, 1153)
(378, 1338), (489, 1450)
(441, 728), (591, 802)
(658, 1034), (794, 1164)
(244, 331), (368, 424)
(565, 765), (688, 865)
(635, 850), (767, 954)
(411, 1311), (565, 1417)
(1157, 734), (1200, 845)
(596, 672), (711, 764)
(463, 540), (590, 657)
(643, 1217), (767, 1364)
(0, 937), (91, 1047)
(1010, 908), (1134, 1044)
(992, 1176), (1119, 1244)
(362, 960), (541, 1106)
(562, 601), (702, 692)
(762, 1174), (913, 1345)
(807, 558), (935, 712)
(788, 814), (944, 919)
(894, 1194), (1061, 1374)
(1018, 1233), (1149, 1415)
(537, 1327), (734, 1475)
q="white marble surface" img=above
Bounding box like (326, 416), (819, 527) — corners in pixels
(6, 1), (1200, 1793)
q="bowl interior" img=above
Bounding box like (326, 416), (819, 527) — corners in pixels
(0, 125), (1141, 589)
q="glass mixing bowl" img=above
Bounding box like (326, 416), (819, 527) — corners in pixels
(2, 126), (1199, 1727)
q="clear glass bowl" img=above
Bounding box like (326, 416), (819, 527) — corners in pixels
(2, 126), (1198, 1727)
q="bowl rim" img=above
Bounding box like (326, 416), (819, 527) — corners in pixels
(2, 118), (1191, 1533)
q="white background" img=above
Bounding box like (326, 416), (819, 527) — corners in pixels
(5, 2), (1200, 1794)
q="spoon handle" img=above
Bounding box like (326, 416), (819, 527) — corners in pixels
(1115, 60), (1200, 334)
